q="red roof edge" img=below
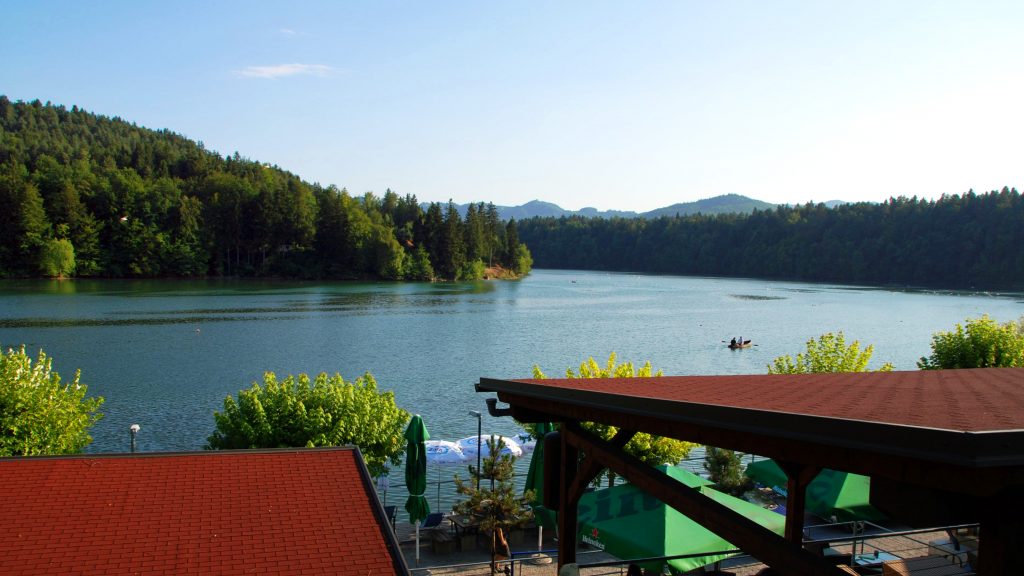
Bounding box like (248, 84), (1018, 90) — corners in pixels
(350, 445), (412, 576)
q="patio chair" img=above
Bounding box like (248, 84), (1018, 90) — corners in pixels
(421, 512), (445, 530)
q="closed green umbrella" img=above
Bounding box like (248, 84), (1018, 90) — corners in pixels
(404, 415), (430, 564)
(523, 423), (555, 547)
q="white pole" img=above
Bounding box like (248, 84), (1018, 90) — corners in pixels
(537, 526), (543, 551)
(415, 520), (421, 564)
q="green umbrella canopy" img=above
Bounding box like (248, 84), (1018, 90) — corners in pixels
(524, 423), (555, 529)
(404, 414), (431, 524)
(744, 459), (886, 523)
(577, 466), (783, 574)
(524, 423), (553, 501)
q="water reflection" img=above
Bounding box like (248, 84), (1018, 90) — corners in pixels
(730, 294), (787, 301)
(0, 316), (297, 328)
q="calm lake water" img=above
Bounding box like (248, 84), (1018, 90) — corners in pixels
(2, 269), (1022, 456)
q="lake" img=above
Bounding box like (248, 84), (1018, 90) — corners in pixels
(2, 269), (1021, 456)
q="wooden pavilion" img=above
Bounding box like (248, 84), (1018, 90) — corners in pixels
(476, 368), (1024, 575)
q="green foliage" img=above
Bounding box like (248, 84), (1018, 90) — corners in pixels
(39, 237), (75, 277)
(918, 315), (1024, 369)
(532, 353), (696, 485)
(703, 447), (751, 496)
(0, 97), (532, 281)
(0, 345), (104, 456)
(768, 332), (893, 374)
(208, 370), (409, 476)
(402, 245), (435, 281)
(457, 258), (486, 281)
(0, 165), (50, 275)
(514, 244), (533, 276)
(517, 189), (1024, 291)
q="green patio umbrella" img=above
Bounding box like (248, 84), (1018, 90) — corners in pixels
(744, 459), (886, 523)
(523, 423), (555, 546)
(404, 414), (430, 564)
(576, 466), (784, 574)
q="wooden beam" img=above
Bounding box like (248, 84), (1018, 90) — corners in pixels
(561, 422), (849, 576)
(570, 428), (637, 501)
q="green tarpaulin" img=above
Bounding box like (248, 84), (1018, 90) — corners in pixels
(575, 466), (784, 574)
(744, 458), (886, 523)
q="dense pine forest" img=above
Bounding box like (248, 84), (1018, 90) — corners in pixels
(518, 190), (1024, 291)
(4, 97), (1021, 291)
(0, 97), (531, 280)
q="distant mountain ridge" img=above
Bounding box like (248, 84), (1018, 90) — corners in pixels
(442, 193), (779, 220)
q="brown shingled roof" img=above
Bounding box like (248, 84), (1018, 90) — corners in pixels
(0, 448), (407, 576)
(516, 368), (1024, 432)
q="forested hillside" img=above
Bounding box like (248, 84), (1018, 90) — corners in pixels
(518, 190), (1024, 291)
(0, 97), (531, 280)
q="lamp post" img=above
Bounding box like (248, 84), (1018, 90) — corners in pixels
(129, 424), (140, 453)
(468, 410), (482, 488)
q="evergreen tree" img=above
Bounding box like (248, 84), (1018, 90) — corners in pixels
(436, 201), (466, 279)
(504, 218), (519, 270)
(463, 202), (485, 262)
(484, 202), (502, 266)
(0, 167), (51, 274)
(453, 436), (533, 572)
(422, 202), (445, 274)
(703, 447), (751, 496)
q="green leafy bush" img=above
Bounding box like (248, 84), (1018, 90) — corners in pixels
(768, 332), (893, 374)
(0, 345), (103, 456)
(918, 315), (1024, 369)
(531, 353), (696, 486)
(208, 371), (409, 476)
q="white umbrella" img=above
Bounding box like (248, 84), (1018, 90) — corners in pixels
(424, 439), (468, 511)
(425, 440), (468, 465)
(457, 434), (524, 458)
(515, 431), (537, 455)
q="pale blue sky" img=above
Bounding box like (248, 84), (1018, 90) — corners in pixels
(3, 1), (1022, 211)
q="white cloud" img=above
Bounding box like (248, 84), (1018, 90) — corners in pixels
(280, 28), (298, 36)
(236, 63), (335, 79)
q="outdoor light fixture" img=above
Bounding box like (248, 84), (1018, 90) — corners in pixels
(129, 424), (141, 453)
(468, 410), (482, 488)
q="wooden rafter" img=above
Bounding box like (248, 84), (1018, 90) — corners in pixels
(559, 421), (850, 576)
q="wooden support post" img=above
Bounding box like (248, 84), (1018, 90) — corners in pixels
(977, 493), (1024, 575)
(557, 423), (580, 571)
(778, 461), (821, 545)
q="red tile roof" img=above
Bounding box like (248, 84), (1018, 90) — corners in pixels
(0, 448), (407, 576)
(514, 368), (1024, 432)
